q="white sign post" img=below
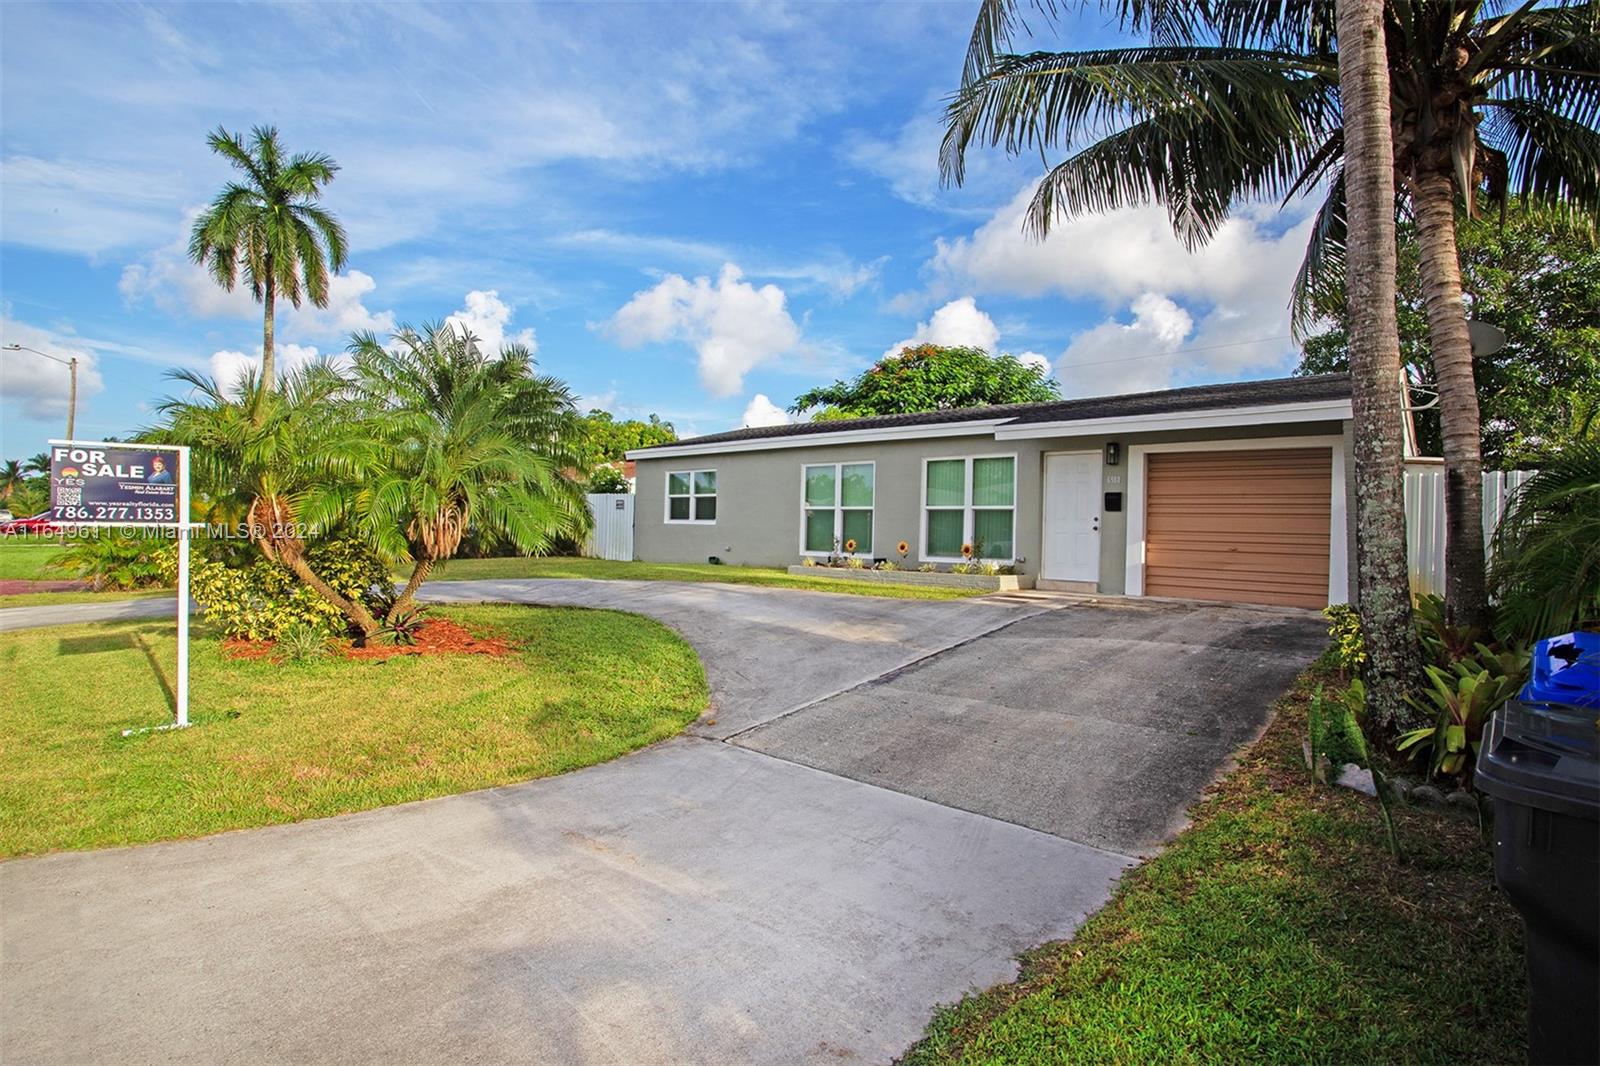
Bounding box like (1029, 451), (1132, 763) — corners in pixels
(175, 446), (190, 728)
(48, 440), (192, 731)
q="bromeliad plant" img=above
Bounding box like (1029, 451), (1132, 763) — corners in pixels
(1397, 645), (1529, 784)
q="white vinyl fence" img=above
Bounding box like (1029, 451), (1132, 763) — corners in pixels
(585, 493), (634, 561)
(1404, 466), (1534, 597)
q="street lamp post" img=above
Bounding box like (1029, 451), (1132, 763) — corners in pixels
(3, 343), (78, 440)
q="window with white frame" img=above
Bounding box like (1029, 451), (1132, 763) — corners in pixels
(923, 456), (1015, 560)
(666, 469), (717, 523)
(803, 462), (874, 555)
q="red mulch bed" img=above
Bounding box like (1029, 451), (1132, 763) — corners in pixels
(224, 618), (518, 663)
(0, 579), (90, 594)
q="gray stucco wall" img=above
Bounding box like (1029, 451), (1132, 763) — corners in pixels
(633, 420), (1356, 600)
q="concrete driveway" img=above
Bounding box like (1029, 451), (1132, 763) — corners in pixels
(1, 580), (1324, 1064)
(418, 578), (1051, 737)
(733, 599), (1327, 854)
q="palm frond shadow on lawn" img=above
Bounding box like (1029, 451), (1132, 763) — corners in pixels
(904, 658), (1526, 1065)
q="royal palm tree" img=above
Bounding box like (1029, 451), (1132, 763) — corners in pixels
(943, 1), (1599, 629)
(341, 323), (591, 621)
(157, 363), (383, 640)
(188, 125), (348, 421)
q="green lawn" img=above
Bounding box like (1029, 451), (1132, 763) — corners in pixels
(0, 604), (707, 857)
(905, 659), (1526, 1065)
(422, 555), (988, 600)
(0, 542), (63, 581)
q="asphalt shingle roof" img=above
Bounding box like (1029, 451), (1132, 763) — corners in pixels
(635, 373), (1352, 451)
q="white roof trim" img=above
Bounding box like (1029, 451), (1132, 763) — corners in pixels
(625, 418), (1011, 459)
(990, 398), (1352, 439)
(627, 397), (1352, 459)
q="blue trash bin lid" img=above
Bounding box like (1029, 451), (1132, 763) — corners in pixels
(1521, 631), (1600, 709)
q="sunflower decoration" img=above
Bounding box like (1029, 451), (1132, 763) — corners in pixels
(896, 540), (910, 559)
(843, 538), (858, 554)
(960, 542), (975, 559)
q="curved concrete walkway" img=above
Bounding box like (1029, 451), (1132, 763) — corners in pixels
(417, 578), (1052, 738)
(2, 579), (1137, 1066)
(0, 593), (178, 631)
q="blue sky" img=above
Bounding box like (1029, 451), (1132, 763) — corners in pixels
(0, 1), (1319, 458)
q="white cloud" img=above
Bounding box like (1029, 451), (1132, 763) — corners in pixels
(119, 217), (397, 343)
(445, 290), (537, 354)
(843, 108), (1022, 213)
(0, 156), (184, 256)
(908, 183), (1317, 394)
(555, 230), (884, 300)
(0, 2), (923, 259)
(884, 296), (1000, 359)
(609, 264), (801, 397)
(0, 314), (107, 417)
(1056, 294), (1195, 396)
(740, 393), (791, 428)
(208, 343), (326, 395)
(1017, 351), (1052, 373)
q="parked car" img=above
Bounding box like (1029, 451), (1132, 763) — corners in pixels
(0, 509), (12, 523)
(0, 512), (61, 535)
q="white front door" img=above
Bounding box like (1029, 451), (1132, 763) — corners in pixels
(1042, 452), (1102, 582)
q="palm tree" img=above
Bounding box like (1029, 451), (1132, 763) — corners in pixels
(1489, 441), (1600, 640)
(23, 452), (50, 476)
(0, 460), (23, 501)
(188, 125), (348, 420)
(1333, 0), (1427, 728)
(943, 1), (1599, 629)
(340, 322), (591, 621)
(157, 363), (383, 641)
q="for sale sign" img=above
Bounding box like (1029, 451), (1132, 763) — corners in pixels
(49, 442), (181, 526)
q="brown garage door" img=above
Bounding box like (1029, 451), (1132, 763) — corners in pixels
(1145, 448), (1331, 609)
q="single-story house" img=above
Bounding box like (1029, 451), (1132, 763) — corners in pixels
(625, 373), (1355, 609)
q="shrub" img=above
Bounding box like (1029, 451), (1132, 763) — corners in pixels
(182, 538), (392, 642)
(278, 622), (331, 663)
(1322, 603), (1366, 675)
(47, 534), (174, 591)
(1398, 644), (1530, 785)
(1308, 680), (1366, 771)
(586, 466), (631, 494)
(918, 563), (938, 573)
(844, 556), (867, 570)
(876, 560), (898, 571)
(1309, 678), (1402, 858)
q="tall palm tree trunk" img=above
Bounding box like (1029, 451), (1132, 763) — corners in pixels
(253, 264), (276, 425)
(1409, 169), (1489, 628)
(390, 557), (434, 622)
(1336, 0), (1424, 732)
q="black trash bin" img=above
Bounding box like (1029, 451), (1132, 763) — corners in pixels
(1475, 632), (1600, 1066)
